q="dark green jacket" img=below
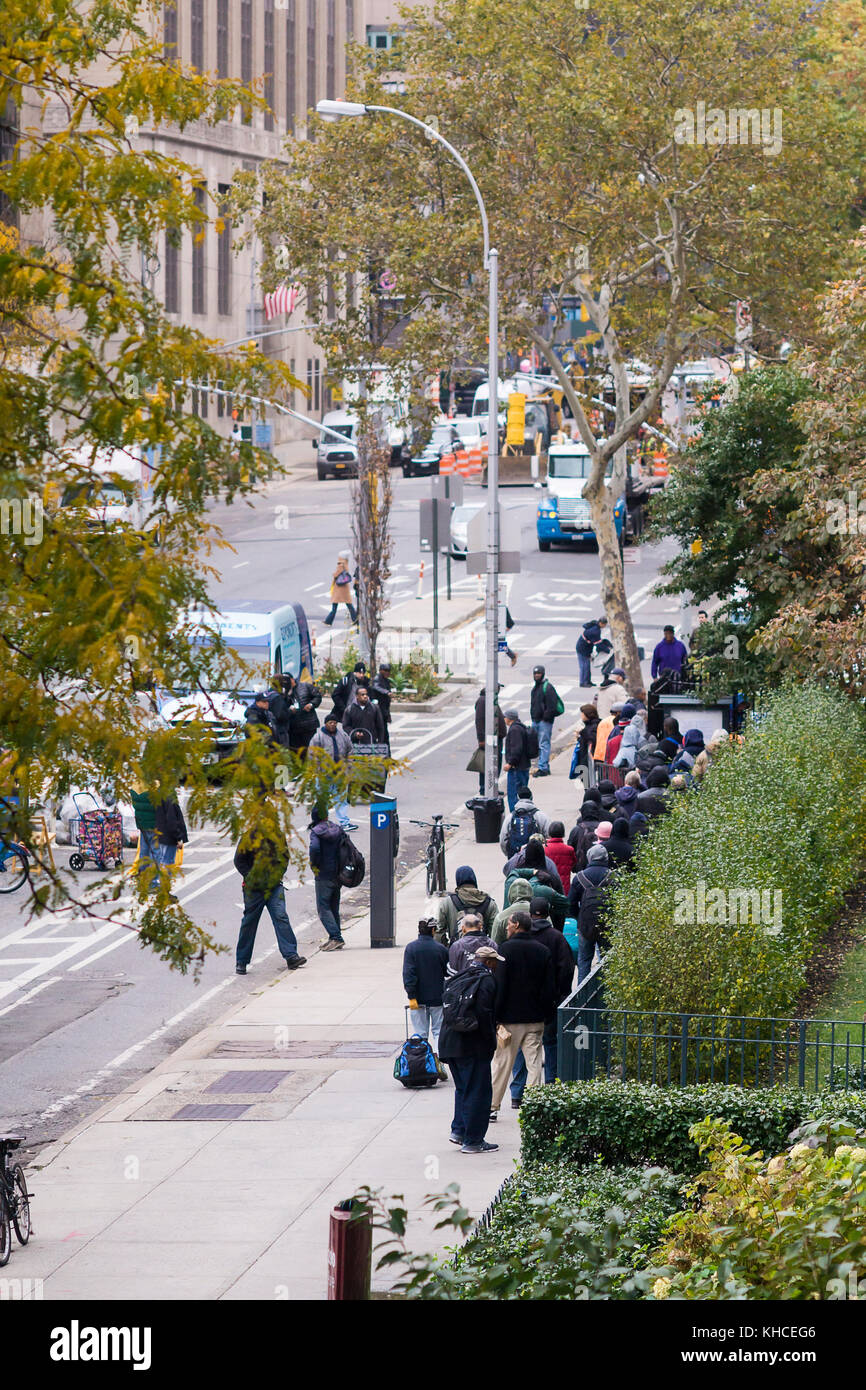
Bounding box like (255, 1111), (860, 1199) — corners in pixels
(502, 868), (570, 930)
(131, 790), (156, 831)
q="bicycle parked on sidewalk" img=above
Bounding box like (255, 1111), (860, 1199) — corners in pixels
(410, 814), (459, 896)
(0, 837), (30, 894)
(0, 1135), (32, 1266)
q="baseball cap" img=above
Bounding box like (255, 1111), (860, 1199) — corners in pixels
(474, 944), (505, 962)
(611, 667), (626, 678)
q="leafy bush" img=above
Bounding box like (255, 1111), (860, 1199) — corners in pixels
(519, 1079), (866, 1172)
(451, 1161), (684, 1297)
(604, 683), (866, 1018)
(651, 1116), (866, 1300)
(316, 642), (442, 701)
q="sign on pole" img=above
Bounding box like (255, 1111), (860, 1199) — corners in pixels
(466, 505), (521, 575)
(419, 498), (451, 552)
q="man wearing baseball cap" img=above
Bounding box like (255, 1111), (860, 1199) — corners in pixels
(596, 666), (627, 721)
(439, 943), (503, 1154)
(529, 664), (561, 778)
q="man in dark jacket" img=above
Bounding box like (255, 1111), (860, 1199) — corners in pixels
(267, 675), (296, 746)
(568, 797), (608, 872)
(606, 817), (635, 871)
(490, 910), (556, 1119)
(474, 687), (506, 795)
(244, 692), (278, 744)
(402, 919), (449, 1052)
(342, 685), (385, 744)
(576, 616), (611, 687)
(438, 946), (501, 1153)
(503, 708), (532, 812)
(289, 679), (323, 754)
(448, 912), (495, 975)
(509, 898), (575, 1105)
(637, 767), (671, 818)
(369, 663), (393, 753)
(234, 825), (306, 974)
(153, 796), (188, 876)
(309, 816), (345, 951)
(529, 664), (560, 778)
(331, 661), (368, 720)
(569, 844), (612, 982)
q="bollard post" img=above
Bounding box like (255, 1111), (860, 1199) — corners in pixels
(328, 1199), (372, 1300)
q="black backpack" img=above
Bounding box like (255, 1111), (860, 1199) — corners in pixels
(524, 725), (540, 760)
(441, 969), (486, 1033)
(576, 870), (611, 946)
(508, 809), (538, 855)
(337, 832), (365, 888)
(449, 891), (491, 921)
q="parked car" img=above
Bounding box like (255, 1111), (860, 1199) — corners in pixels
(450, 502), (485, 558)
(315, 411), (359, 480)
(403, 421), (468, 479)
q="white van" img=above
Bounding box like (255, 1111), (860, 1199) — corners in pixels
(315, 411), (359, 480)
(57, 445), (162, 531)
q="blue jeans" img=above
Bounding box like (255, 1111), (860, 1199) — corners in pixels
(136, 827), (174, 894)
(577, 931), (596, 983)
(315, 876), (343, 942)
(577, 645), (592, 685)
(330, 793), (352, 829)
(532, 719), (553, 772)
(449, 1056), (493, 1146)
(237, 883), (299, 966)
(506, 767), (524, 811)
(510, 1017), (558, 1099)
(409, 1005), (443, 1051)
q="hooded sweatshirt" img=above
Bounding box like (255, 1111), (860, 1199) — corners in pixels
(629, 811), (650, 837)
(530, 915), (576, 1005)
(499, 797), (550, 854)
(614, 785), (639, 815)
(606, 817), (634, 871)
(309, 819), (344, 878)
(568, 803), (608, 872)
(596, 779), (618, 812)
(502, 868), (569, 927)
(436, 868), (498, 943)
(491, 878), (533, 943)
(502, 847), (564, 893)
(612, 714), (647, 768)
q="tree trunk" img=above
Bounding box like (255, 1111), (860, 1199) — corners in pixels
(586, 469), (643, 691)
(352, 407), (392, 671)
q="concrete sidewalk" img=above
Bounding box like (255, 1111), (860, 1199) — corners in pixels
(16, 736), (583, 1300)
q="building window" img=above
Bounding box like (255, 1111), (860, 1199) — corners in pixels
(344, 269), (353, 310)
(216, 380), (225, 418)
(0, 100), (18, 229)
(306, 0), (317, 120)
(366, 28), (393, 50)
(241, 0), (253, 125)
(285, 0), (296, 133)
(264, 0), (275, 131)
(164, 229), (179, 313)
(314, 360), (321, 413)
(306, 358), (313, 411)
(217, 0), (229, 78)
(164, 2), (178, 61)
(200, 385), (208, 419)
(217, 184), (232, 316)
(326, 0), (336, 100)
(191, 0), (204, 70)
(346, 0), (354, 42)
(290, 358), (296, 409)
(192, 185), (206, 315)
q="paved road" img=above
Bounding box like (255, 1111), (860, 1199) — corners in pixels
(0, 458), (686, 1149)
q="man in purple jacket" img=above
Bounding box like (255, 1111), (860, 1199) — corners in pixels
(650, 625), (688, 680)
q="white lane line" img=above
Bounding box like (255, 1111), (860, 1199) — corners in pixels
(233, 561), (250, 569)
(627, 579), (657, 606)
(534, 632), (563, 653)
(69, 934), (138, 971)
(630, 595), (653, 613)
(0, 976), (61, 1019)
(0, 957), (56, 965)
(0, 921), (131, 1001)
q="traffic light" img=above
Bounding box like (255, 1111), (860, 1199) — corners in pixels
(506, 392), (526, 448)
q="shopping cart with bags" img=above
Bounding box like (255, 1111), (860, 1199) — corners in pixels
(348, 729), (389, 797)
(68, 792), (123, 871)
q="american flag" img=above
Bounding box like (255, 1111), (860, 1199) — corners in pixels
(263, 282), (299, 322)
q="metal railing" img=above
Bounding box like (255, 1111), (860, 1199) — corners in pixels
(558, 978), (866, 1090)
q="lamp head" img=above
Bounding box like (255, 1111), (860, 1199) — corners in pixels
(316, 100), (368, 120)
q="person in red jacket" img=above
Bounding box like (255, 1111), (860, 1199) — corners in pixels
(544, 821), (576, 894)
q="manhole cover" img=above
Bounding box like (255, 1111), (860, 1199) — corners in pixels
(171, 1104), (251, 1120)
(206, 1070), (290, 1094)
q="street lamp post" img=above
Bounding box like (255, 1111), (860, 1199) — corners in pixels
(316, 99), (500, 798)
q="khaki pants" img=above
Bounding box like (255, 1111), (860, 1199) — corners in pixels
(491, 1021), (544, 1112)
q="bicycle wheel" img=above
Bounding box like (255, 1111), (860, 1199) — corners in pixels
(433, 833), (447, 893)
(0, 846), (28, 894)
(11, 1166), (31, 1244)
(0, 1189), (11, 1266)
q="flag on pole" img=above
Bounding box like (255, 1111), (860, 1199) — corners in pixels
(264, 283), (299, 321)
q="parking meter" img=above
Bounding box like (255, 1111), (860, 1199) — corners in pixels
(369, 792), (398, 948)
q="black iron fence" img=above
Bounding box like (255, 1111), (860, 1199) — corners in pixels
(557, 970), (866, 1091)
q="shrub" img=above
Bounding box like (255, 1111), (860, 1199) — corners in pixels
(604, 683), (866, 1019)
(651, 1115), (866, 1299)
(519, 1079), (866, 1172)
(315, 642), (442, 701)
(452, 1161), (685, 1297)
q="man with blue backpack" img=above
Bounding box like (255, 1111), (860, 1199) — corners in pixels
(499, 785), (550, 857)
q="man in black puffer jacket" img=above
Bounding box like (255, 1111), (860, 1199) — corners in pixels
(234, 823), (306, 974)
(290, 679), (323, 753)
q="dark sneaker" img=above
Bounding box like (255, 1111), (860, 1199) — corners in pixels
(235, 964), (247, 975)
(461, 1141), (499, 1154)
(536, 768), (551, 777)
(321, 939), (344, 951)
(511, 1097), (522, 1109)
(449, 1132), (464, 1145)
(488, 1111), (498, 1122)
(344, 822), (359, 831)
(286, 956), (307, 970)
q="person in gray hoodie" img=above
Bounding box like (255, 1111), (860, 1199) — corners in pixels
(612, 712), (647, 769)
(448, 912), (495, 974)
(499, 786), (550, 856)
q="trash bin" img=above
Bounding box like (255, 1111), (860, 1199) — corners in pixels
(466, 796), (504, 844)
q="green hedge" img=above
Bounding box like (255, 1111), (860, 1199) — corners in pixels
(520, 1079), (866, 1172)
(604, 683), (866, 1018)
